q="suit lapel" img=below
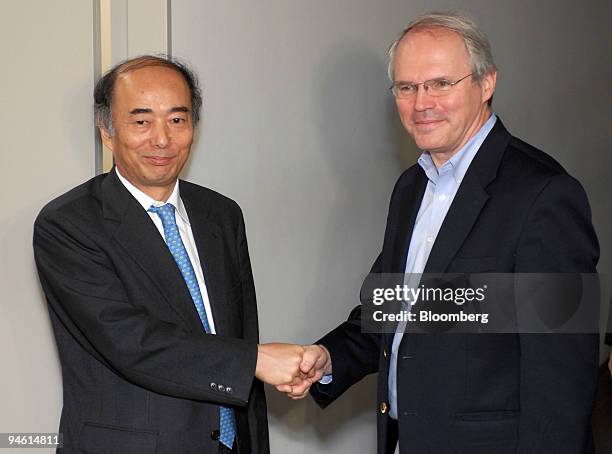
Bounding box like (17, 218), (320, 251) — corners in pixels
(382, 169), (428, 351)
(101, 170), (204, 333)
(181, 183), (239, 338)
(423, 173), (489, 273)
(424, 119), (512, 273)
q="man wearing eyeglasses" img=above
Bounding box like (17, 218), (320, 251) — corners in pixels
(278, 11), (599, 454)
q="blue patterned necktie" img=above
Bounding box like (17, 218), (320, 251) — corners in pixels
(149, 203), (236, 449)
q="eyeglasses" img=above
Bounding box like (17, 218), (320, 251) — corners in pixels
(390, 73), (474, 98)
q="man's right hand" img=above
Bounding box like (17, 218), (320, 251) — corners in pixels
(275, 344), (332, 399)
(255, 343), (306, 386)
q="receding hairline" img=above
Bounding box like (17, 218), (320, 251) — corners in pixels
(113, 57), (186, 78)
(95, 54), (203, 132)
(396, 25), (470, 53)
(392, 26), (473, 81)
(114, 61), (191, 89)
(112, 62), (194, 113)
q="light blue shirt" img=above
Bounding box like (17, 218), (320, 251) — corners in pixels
(387, 114), (497, 419)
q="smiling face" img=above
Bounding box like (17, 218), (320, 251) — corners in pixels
(100, 65), (194, 201)
(393, 27), (496, 165)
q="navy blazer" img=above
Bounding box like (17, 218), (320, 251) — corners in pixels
(311, 119), (600, 454)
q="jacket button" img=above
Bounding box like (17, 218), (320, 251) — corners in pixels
(383, 349), (387, 359)
(210, 382), (217, 390)
(218, 384), (226, 392)
(226, 387), (233, 394)
(210, 430), (220, 441)
(380, 402), (388, 414)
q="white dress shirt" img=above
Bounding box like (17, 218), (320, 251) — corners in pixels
(116, 169), (217, 334)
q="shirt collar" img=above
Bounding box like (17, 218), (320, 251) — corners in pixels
(418, 113), (497, 185)
(115, 168), (191, 226)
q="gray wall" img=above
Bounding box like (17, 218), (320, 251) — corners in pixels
(171, 0), (611, 452)
(0, 1), (96, 452)
(172, 3), (415, 451)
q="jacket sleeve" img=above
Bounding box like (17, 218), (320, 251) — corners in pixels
(514, 174), (599, 453)
(234, 206), (269, 451)
(33, 207), (258, 407)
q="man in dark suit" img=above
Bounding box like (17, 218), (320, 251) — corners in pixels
(279, 12), (600, 454)
(34, 56), (309, 454)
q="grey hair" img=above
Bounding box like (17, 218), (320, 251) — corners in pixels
(94, 54), (202, 135)
(387, 11), (497, 84)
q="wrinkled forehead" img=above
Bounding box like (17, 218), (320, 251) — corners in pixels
(395, 27), (471, 75)
(113, 66), (191, 105)
(400, 26), (468, 56)
(115, 65), (187, 88)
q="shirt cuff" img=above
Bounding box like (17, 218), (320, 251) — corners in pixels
(319, 374), (333, 385)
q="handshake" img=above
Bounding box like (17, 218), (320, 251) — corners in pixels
(255, 343), (332, 399)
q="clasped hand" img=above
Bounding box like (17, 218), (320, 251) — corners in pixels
(255, 343), (331, 399)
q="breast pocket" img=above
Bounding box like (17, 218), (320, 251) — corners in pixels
(451, 256), (497, 273)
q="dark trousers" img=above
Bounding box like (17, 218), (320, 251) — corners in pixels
(386, 417), (399, 454)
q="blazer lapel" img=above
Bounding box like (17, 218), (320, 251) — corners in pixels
(382, 169), (428, 351)
(424, 119), (512, 273)
(423, 173), (489, 273)
(101, 170), (204, 333)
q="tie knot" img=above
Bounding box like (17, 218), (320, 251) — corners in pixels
(148, 203), (176, 225)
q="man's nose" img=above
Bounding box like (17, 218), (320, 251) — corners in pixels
(413, 85), (435, 111)
(151, 120), (169, 148)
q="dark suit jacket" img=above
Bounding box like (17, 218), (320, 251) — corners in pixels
(33, 169), (269, 454)
(310, 119), (600, 454)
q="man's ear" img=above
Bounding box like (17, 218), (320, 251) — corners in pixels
(481, 70), (497, 105)
(98, 124), (114, 151)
